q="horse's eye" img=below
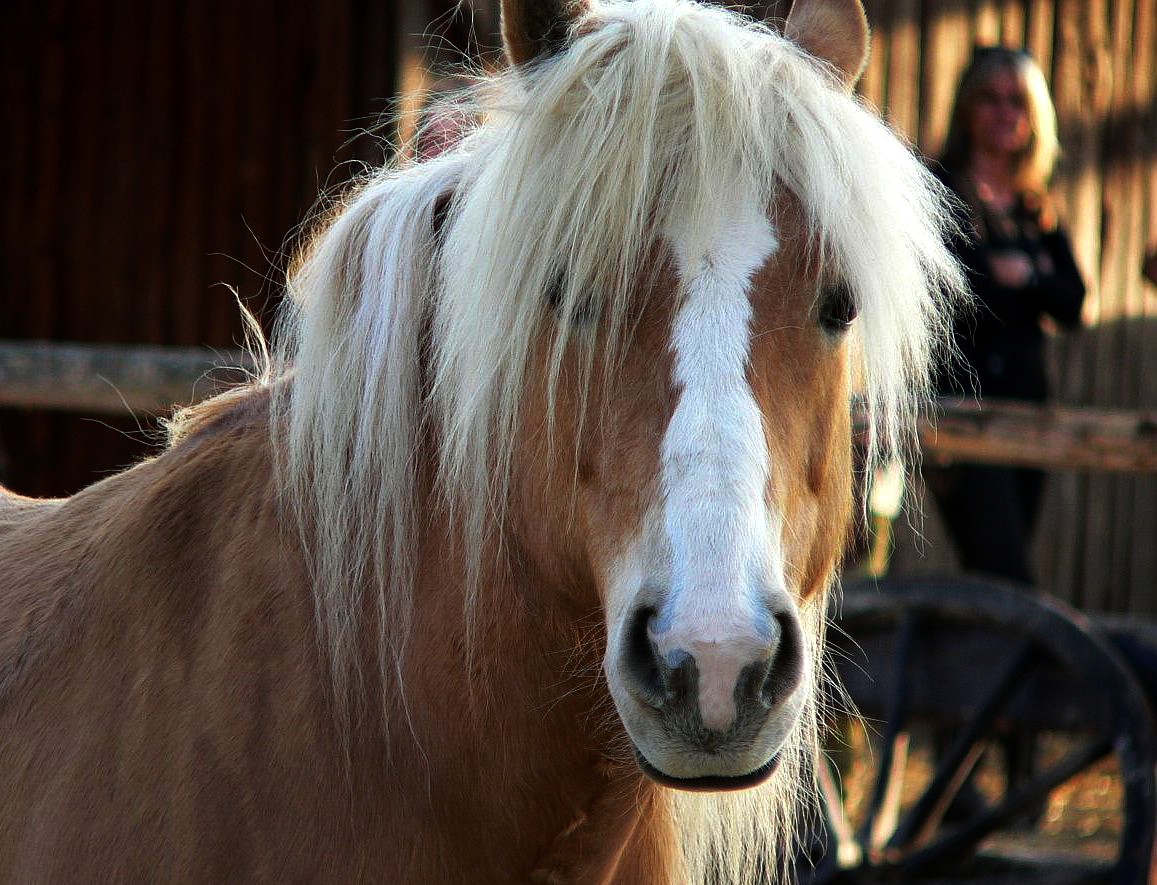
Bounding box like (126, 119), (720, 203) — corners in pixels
(547, 271), (597, 326)
(818, 283), (858, 333)
(546, 272), (566, 313)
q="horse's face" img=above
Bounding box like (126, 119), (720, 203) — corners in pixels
(502, 0), (869, 789)
(513, 200), (853, 789)
(562, 198), (851, 788)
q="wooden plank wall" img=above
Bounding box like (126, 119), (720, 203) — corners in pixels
(851, 0), (1157, 616)
(0, 0), (398, 495)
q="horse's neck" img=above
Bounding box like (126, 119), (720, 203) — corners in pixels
(530, 776), (678, 884)
(0, 484), (61, 525)
(0, 387), (290, 685)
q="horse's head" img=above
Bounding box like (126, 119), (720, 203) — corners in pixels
(282, 0), (961, 807)
(457, 0), (951, 790)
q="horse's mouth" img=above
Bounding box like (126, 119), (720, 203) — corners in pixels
(632, 746), (780, 792)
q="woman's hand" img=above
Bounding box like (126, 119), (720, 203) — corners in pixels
(988, 249), (1036, 288)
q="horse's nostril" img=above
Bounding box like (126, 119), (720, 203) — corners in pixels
(660, 648), (696, 705)
(621, 604), (806, 731)
(623, 606), (665, 708)
(736, 658), (773, 710)
(759, 613), (804, 709)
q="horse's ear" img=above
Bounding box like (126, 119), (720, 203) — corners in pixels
(501, 0), (588, 67)
(784, 0), (870, 89)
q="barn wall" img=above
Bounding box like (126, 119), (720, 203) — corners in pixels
(0, 0), (398, 495)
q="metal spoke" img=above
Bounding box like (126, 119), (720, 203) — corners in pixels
(817, 754), (862, 869)
(805, 754), (863, 883)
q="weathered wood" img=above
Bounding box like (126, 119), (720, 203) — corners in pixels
(924, 398), (1157, 473)
(974, 0), (1000, 44)
(885, 0), (920, 135)
(917, 5), (970, 154)
(0, 340), (254, 415)
(1131, 0), (1157, 608)
(858, 0), (888, 111)
(1025, 0), (1054, 72)
(999, 0), (1025, 46)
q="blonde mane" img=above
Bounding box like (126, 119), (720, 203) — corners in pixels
(263, 0), (963, 879)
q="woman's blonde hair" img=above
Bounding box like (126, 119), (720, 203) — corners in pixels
(940, 46), (1059, 193)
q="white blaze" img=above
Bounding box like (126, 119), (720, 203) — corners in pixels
(658, 196), (782, 731)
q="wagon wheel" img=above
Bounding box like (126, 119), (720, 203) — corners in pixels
(799, 575), (1157, 884)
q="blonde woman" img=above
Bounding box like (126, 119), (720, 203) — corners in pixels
(931, 47), (1085, 586)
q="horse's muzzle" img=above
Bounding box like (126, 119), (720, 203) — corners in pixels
(613, 599), (808, 783)
(623, 605), (804, 730)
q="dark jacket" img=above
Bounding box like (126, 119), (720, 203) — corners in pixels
(935, 169), (1086, 402)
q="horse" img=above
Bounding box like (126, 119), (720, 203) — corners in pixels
(0, 0), (964, 880)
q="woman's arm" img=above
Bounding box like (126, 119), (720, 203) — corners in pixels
(1028, 228), (1085, 328)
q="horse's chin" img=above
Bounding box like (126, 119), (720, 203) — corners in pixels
(632, 746), (780, 793)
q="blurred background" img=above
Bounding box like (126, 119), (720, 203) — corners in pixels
(2, 0), (1154, 613)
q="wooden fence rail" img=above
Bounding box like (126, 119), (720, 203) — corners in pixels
(3, 341), (1155, 474)
(0, 340), (254, 415)
(924, 398), (1157, 474)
